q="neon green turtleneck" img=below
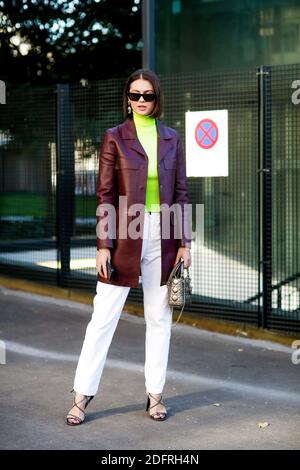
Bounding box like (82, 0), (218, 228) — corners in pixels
(133, 111), (160, 212)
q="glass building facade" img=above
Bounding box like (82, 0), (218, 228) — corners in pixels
(155, 0), (300, 73)
(151, 0), (300, 328)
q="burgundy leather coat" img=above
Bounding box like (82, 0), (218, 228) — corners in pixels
(96, 117), (191, 287)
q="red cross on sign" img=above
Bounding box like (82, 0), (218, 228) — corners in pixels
(195, 119), (219, 149)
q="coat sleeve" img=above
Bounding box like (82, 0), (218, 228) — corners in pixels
(174, 135), (192, 248)
(96, 130), (117, 250)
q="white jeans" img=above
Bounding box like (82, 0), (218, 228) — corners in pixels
(73, 212), (173, 396)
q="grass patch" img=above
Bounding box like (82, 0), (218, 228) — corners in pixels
(0, 192), (96, 218)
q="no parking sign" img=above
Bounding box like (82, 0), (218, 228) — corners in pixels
(185, 110), (228, 177)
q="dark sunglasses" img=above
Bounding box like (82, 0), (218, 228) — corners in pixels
(128, 92), (156, 102)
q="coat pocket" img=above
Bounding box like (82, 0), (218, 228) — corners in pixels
(163, 158), (177, 170)
(115, 157), (140, 170)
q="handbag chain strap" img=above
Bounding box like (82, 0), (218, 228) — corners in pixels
(167, 260), (183, 286)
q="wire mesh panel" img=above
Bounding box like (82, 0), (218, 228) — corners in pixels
(268, 64), (300, 331)
(64, 78), (126, 288)
(66, 70), (261, 321)
(0, 67), (299, 332)
(160, 69), (260, 324)
(0, 84), (57, 283)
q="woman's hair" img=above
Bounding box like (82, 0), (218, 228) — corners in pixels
(122, 69), (163, 119)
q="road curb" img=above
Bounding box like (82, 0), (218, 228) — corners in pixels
(0, 274), (297, 347)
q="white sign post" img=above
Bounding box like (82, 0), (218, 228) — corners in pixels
(185, 110), (228, 177)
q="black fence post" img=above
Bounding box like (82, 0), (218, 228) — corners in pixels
(142, 0), (155, 70)
(56, 84), (74, 287)
(257, 65), (272, 328)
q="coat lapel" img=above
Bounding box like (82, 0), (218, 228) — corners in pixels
(119, 119), (145, 158)
(156, 119), (174, 164)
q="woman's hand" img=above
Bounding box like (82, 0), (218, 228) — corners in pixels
(174, 247), (191, 268)
(96, 248), (111, 279)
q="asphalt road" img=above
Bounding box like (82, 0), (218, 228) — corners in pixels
(0, 285), (300, 450)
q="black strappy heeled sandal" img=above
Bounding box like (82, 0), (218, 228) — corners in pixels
(146, 392), (167, 421)
(66, 389), (94, 426)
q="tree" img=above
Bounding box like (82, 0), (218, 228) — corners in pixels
(0, 0), (142, 85)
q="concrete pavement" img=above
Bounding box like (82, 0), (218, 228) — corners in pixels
(0, 285), (300, 450)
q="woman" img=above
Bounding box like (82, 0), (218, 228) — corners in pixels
(66, 69), (191, 425)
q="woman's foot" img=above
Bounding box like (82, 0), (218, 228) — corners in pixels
(146, 392), (167, 421)
(66, 391), (94, 426)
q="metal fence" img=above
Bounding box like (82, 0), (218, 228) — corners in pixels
(0, 65), (299, 333)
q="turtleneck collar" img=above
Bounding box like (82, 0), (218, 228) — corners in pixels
(133, 110), (156, 127)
